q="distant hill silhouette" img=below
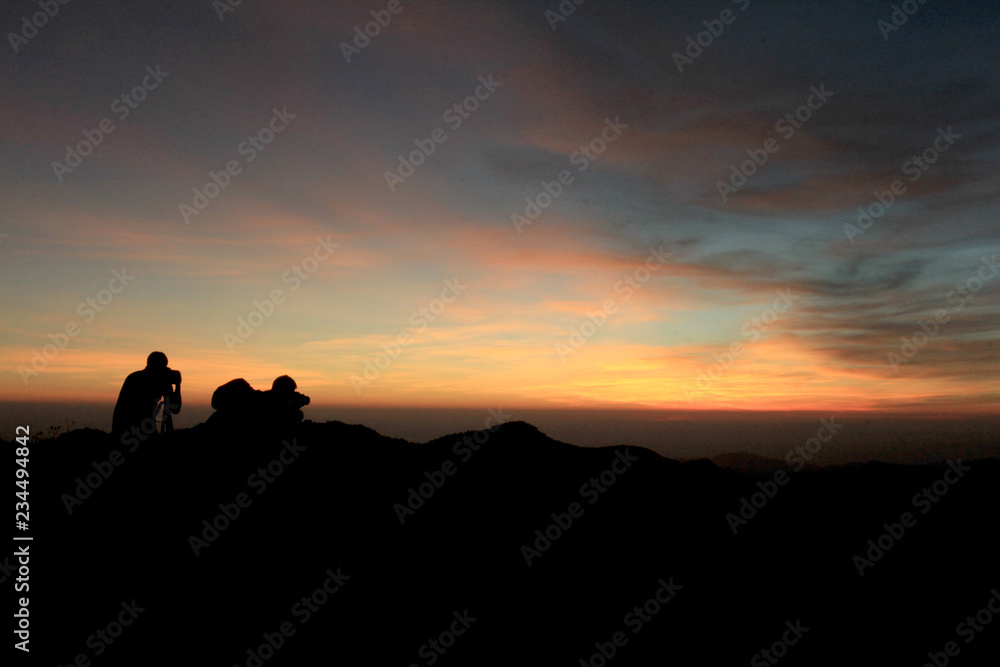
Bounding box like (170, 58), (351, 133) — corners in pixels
(9, 420), (999, 665)
(707, 451), (791, 473)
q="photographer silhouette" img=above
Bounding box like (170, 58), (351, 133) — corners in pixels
(262, 375), (310, 425)
(112, 351), (182, 438)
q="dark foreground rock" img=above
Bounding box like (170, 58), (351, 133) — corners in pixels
(8, 420), (999, 665)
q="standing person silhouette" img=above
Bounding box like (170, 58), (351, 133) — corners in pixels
(112, 351), (182, 439)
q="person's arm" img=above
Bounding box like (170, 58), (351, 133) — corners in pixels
(167, 371), (182, 414)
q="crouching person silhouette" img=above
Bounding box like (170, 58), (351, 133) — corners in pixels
(112, 351), (182, 443)
(262, 375), (310, 426)
(209, 378), (260, 420)
(207, 376), (308, 436)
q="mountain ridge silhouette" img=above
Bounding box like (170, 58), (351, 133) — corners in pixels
(8, 419), (999, 665)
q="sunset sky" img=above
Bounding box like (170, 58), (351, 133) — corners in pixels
(2, 0), (998, 418)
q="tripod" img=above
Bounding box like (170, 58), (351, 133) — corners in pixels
(155, 386), (181, 434)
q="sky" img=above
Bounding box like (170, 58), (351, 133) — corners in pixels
(1, 0), (998, 421)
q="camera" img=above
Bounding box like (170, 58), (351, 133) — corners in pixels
(165, 368), (182, 385)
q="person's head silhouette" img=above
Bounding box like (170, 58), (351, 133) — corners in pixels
(147, 351), (168, 371)
(271, 375), (297, 394)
